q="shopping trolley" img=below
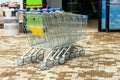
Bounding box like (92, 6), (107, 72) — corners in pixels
(16, 8), (88, 70)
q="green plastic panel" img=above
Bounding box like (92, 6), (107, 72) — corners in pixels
(26, 13), (43, 31)
(26, 0), (43, 8)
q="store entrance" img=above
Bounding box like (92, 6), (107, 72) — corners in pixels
(62, 0), (99, 32)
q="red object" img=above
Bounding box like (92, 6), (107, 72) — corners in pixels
(46, 6), (48, 9)
(25, 8), (28, 10)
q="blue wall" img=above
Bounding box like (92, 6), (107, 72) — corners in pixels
(102, 0), (120, 30)
(109, 0), (120, 30)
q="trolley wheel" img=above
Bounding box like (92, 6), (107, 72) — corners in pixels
(40, 62), (47, 70)
(53, 59), (59, 66)
(17, 58), (24, 66)
(59, 57), (65, 64)
(37, 54), (44, 61)
(46, 60), (53, 68)
(79, 50), (85, 56)
(69, 53), (75, 59)
(31, 56), (37, 63)
(75, 52), (80, 57)
(24, 56), (32, 64)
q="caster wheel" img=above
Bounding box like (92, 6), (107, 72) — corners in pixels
(69, 53), (75, 59)
(53, 59), (59, 66)
(31, 56), (37, 63)
(79, 50), (85, 56)
(59, 58), (65, 64)
(17, 58), (24, 66)
(46, 60), (53, 68)
(65, 54), (69, 60)
(24, 56), (32, 64)
(37, 54), (44, 61)
(40, 62), (47, 70)
(75, 52), (80, 57)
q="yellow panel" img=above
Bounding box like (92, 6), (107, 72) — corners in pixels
(30, 26), (45, 36)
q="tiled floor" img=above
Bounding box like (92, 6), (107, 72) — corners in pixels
(0, 29), (120, 80)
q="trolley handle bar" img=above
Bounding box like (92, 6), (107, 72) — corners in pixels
(14, 9), (27, 13)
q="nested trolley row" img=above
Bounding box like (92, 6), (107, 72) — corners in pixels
(16, 9), (88, 70)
